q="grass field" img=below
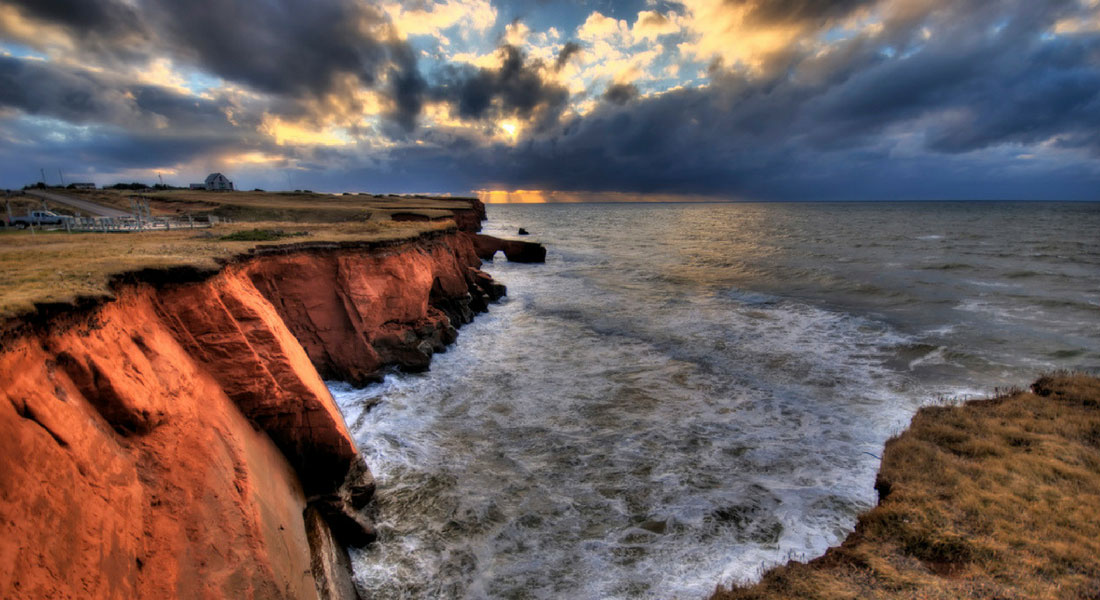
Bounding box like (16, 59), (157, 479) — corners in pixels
(0, 189), (484, 321)
(0, 217), (454, 322)
(33, 188), (475, 222)
(714, 372), (1100, 600)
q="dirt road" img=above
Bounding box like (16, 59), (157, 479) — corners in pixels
(25, 190), (132, 218)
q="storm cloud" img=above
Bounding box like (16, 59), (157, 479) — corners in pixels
(738, 0), (874, 26)
(433, 45), (569, 128)
(1, 0), (418, 114)
(145, 0), (394, 98)
(1, 0), (1098, 198)
(406, 0), (1100, 198)
(0, 56), (238, 132)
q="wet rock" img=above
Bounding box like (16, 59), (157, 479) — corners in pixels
(304, 506), (362, 600)
(343, 456), (376, 510)
(372, 327), (434, 372)
(309, 495), (377, 548)
(471, 268), (505, 295)
(518, 227), (529, 235)
(505, 240), (546, 262)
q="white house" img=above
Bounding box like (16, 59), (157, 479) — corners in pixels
(204, 172), (234, 191)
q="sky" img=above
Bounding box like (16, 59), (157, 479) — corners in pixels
(1, 0), (1099, 201)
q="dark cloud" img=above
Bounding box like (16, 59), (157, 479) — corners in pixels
(0, 54), (272, 181)
(603, 83), (638, 105)
(4, 0), (142, 36)
(0, 56), (119, 124)
(0, 55), (238, 131)
(554, 41), (582, 71)
(0, 116), (254, 178)
(433, 45), (569, 129)
(736, 0), (874, 26)
(1, 0), (420, 124)
(457, 1), (1100, 198)
(144, 0), (393, 98)
(387, 44), (428, 131)
(1, 0), (1099, 199)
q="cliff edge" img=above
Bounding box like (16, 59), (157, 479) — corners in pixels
(0, 229), (504, 599)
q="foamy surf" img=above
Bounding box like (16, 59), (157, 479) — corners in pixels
(332, 201), (1100, 599)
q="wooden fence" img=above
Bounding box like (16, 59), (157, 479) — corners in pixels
(58, 215), (225, 233)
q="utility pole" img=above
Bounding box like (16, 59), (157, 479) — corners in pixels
(40, 168), (46, 185)
(58, 169), (65, 187)
(158, 173), (165, 187)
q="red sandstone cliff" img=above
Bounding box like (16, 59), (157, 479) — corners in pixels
(0, 229), (503, 599)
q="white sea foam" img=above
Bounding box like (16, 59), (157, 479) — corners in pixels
(333, 266), (915, 598)
(330, 202), (1100, 599)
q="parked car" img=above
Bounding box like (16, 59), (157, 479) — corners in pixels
(6, 210), (68, 228)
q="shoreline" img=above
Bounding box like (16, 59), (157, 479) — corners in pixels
(714, 372), (1100, 599)
(0, 200), (531, 598)
(3, 196), (1096, 597)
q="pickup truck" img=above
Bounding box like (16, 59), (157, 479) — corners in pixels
(5, 210), (68, 228)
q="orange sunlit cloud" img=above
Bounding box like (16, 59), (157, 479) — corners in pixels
(262, 115), (351, 146)
(677, 0), (810, 74)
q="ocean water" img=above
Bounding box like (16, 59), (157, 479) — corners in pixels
(330, 202), (1100, 599)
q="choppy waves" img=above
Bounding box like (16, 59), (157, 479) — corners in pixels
(333, 201), (1100, 599)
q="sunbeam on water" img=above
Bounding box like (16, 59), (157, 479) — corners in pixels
(330, 202), (1100, 599)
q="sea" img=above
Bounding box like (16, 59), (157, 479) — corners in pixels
(329, 201), (1100, 599)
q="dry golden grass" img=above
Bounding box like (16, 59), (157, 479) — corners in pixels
(60, 189), (469, 222)
(714, 373), (1100, 600)
(0, 219), (449, 321)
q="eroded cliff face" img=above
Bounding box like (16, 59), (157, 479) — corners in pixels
(246, 232), (503, 387)
(0, 229), (502, 599)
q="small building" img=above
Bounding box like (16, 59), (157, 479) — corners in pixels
(188, 173), (234, 191)
(70, 182), (96, 190)
(204, 172), (234, 191)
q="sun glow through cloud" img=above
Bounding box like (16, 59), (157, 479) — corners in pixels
(0, 0), (1096, 199)
(262, 115), (351, 147)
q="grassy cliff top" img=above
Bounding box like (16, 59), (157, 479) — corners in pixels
(715, 372), (1100, 600)
(1, 190), (485, 322)
(0, 219), (452, 321)
(44, 188), (478, 222)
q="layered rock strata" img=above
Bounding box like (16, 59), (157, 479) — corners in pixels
(0, 228), (502, 599)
